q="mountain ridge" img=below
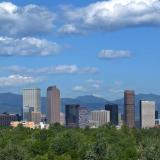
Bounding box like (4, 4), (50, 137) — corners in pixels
(0, 93), (160, 116)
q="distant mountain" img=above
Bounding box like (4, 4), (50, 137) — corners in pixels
(0, 93), (22, 114)
(43, 95), (110, 113)
(0, 93), (160, 117)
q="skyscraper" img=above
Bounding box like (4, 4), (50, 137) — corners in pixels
(47, 86), (60, 124)
(105, 104), (118, 126)
(124, 90), (135, 128)
(23, 88), (41, 121)
(140, 101), (155, 128)
(65, 104), (79, 128)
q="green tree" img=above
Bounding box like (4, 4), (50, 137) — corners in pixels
(0, 144), (28, 160)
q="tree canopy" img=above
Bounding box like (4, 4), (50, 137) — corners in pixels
(0, 124), (160, 160)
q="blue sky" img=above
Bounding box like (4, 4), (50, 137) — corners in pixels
(0, 0), (160, 99)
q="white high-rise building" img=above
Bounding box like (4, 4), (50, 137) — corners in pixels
(140, 101), (155, 128)
(23, 88), (41, 121)
(90, 110), (110, 127)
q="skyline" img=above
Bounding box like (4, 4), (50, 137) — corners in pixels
(0, 0), (160, 100)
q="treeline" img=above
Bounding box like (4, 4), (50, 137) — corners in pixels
(0, 124), (160, 160)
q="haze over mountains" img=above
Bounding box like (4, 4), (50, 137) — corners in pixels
(0, 93), (160, 118)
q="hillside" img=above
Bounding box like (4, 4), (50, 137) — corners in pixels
(0, 93), (160, 118)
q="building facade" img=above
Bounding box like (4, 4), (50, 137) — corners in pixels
(90, 110), (110, 127)
(140, 101), (155, 128)
(23, 88), (41, 121)
(60, 112), (65, 125)
(124, 90), (135, 128)
(105, 104), (118, 125)
(79, 107), (89, 128)
(65, 104), (79, 128)
(31, 112), (41, 124)
(155, 110), (159, 119)
(11, 121), (35, 129)
(47, 86), (61, 124)
(0, 113), (20, 127)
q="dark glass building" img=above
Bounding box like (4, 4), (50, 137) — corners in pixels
(0, 113), (21, 127)
(65, 104), (79, 128)
(124, 90), (135, 128)
(155, 110), (159, 119)
(105, 104), (118, 125)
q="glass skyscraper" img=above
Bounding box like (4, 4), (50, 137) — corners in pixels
(65, 104), (79, 128)
(105, 104), (118, 126)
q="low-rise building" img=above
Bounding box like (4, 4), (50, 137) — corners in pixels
(11, 121), (36, 129)
(90, 110), (110, 127)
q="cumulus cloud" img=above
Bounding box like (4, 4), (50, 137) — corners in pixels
(98, 49), (131, 59)
(61, 0), (160, 34)
(0, 65), (99, 75)
(58, 24), (84, 35)
(0, 75), (39, 87)
(0, 2), (55, 37)
(0, 37), (60, 56)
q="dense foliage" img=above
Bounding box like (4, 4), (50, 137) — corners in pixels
(0, 124), (160, 160)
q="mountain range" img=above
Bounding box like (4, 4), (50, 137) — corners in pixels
(0, 93), (160, 119)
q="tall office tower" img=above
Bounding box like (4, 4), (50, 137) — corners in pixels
(105, 104), (118, 126)
(23, 88), (41, 121)
(140, 101), (155, 128)
(79, 107), (89, 128)
(124, 90), (135, 128)
(65, 104), (79, 128)
(47, 86), (60, 124)
(90, 110), (110, 127)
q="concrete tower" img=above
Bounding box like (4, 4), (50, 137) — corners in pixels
(124, 90), (135, 128)
(47, 86), (60, 124)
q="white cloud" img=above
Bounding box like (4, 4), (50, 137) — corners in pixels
(61, 0), (160, 34)
(0, 65), (99, 75)
(98, 49), (131, 59)
(80, 67), (99, 74)
(53, 65), (78, 74)
(0, 75), (39, 87)
(72, 79), (103, 93)
(58, 24), (84, 35)
(0, 2), (55, 37)
(0, 37), (60, 56)
(72, 85), (86, 92)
